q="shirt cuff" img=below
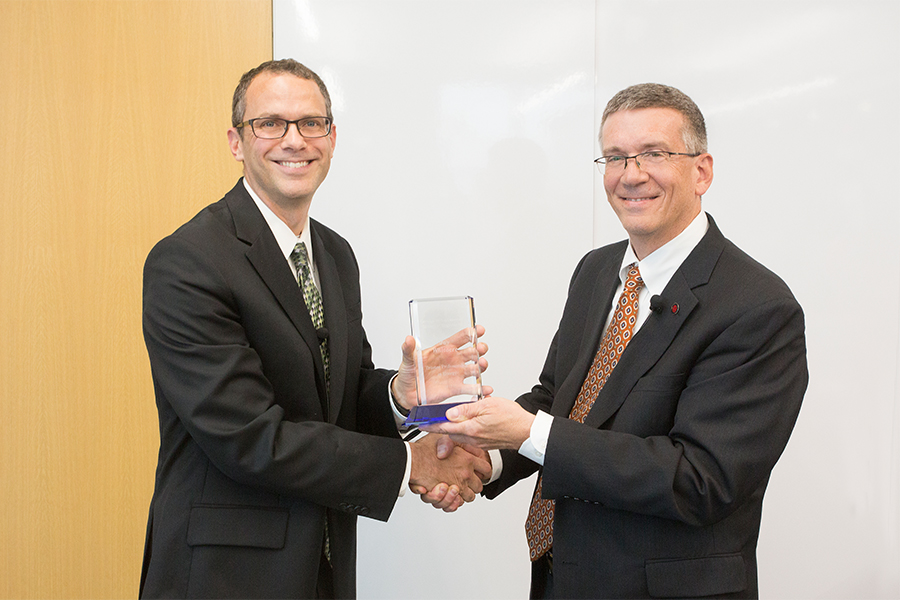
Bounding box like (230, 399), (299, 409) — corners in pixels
(487, 449), (503, 483)
(517, 410), (552, 466)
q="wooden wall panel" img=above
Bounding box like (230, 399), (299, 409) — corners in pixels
(0, 2), (271, 597)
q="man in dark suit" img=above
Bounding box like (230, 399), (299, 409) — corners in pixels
(139, 59), (490, 599)
(428, 83), (808, 598)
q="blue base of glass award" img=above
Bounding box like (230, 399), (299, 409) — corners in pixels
(403, 401), (471, 427)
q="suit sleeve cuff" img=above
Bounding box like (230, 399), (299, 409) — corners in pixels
(398, 441), (412, 497)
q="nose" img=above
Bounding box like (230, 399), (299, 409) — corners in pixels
(280, 122), (308, 148)
(620, 155), (648, 184)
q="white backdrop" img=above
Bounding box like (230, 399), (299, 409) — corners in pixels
(274, 1), (900, 598)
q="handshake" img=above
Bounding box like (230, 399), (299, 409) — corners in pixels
(409, 434), (492, 513)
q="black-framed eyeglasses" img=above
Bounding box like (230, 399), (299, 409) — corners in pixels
(236, 117), (333, 139)
(594, 150), (700, 174)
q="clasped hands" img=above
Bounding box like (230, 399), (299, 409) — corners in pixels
(406, 397), (538, 511)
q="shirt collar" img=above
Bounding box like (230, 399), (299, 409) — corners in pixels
(242, 178), (314, 266)
(619, 211), (709, 295)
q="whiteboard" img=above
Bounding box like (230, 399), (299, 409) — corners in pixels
(275, 1), (900, 597)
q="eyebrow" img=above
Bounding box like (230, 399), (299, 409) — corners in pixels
(249, 113), (323, 120)
(602, 142), (673, 155)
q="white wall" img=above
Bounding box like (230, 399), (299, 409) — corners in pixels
(275, 1), (900, 598)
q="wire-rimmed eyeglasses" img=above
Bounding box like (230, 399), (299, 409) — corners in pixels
(595, 150), (700, 174)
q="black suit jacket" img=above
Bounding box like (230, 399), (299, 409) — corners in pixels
(486, 215), (808, 599)
(140, 180), (406, 598)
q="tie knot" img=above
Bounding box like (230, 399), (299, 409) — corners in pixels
(291, 241), (310, 273)
(624, 263), (644, 290)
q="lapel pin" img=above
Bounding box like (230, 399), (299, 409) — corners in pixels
(671, 303), (679, 315)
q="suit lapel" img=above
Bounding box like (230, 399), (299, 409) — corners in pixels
(551, 248), (623, 419)
(311, 223), (346, 424)
(583, 271), (698, 428)
(582, 215), (727, 428)
(225, 182), (330, 414)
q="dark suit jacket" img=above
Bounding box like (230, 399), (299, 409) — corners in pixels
(140, 180), (407, 599)
(485, 215), (808, 599)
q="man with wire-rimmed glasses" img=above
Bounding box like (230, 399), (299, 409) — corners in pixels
(427, 83), (808, 599)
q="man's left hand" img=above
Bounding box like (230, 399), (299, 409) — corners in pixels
(422, 396), (534, 451)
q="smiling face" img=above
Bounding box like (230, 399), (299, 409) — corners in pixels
(227, 72), (336, 217)
(600, 107), (713, 259)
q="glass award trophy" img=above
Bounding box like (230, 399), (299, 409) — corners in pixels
(403, 296), (483, 427)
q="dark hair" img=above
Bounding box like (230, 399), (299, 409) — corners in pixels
(600, 83), (707, 153)
(232, 59), (332, 129)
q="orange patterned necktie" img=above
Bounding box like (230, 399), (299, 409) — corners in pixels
(525, 263), (644, 561)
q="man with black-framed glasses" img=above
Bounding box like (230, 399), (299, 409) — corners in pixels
(139, 59), (491, 599)
(428, 83), (808, 599)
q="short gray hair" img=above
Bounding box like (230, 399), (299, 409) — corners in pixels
(600, 83), (707, 154)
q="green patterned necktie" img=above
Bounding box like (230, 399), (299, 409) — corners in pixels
(290, 241), (331, 563)
(290, 241), (330, 387)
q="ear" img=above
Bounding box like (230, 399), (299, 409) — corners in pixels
(694, 153), (713, 196)
(226, 127), (244, 162)
(327, 123), (337, 158)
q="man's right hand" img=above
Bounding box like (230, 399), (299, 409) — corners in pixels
(408, 434), (491, 508)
